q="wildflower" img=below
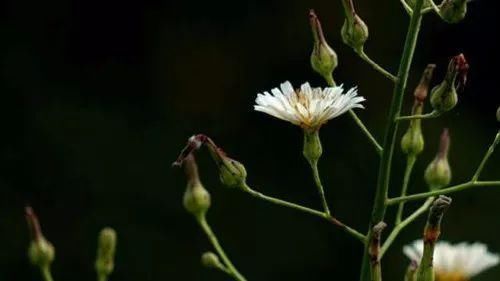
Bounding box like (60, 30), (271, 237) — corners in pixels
(404, 241), (500, 280)
(254, 81), (364, 132)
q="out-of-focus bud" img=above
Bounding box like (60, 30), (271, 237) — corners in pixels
(430, 54), (469, 112)
(201, 252), (224, 270)
(182, 154), (211, 217)
(95, 227), (117, 278)
(401, 65), (435, 156)
(173, 135), (248, 189)
(25, 207), (55, 268)
(340, 0), (369, 51)
(439, 0), (468, 24)
(424, 129), (452, 190)
(303, 130), (323, 165)
(309, 10), (338, 84)
(496, 106), (500, 122)
(416, 196), (452, 281)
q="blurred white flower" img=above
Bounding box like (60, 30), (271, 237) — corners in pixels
(404, 240), (500, 280)
(254, 81), (365, 131)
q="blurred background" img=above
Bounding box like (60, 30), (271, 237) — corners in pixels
(1, 0), (500, 280)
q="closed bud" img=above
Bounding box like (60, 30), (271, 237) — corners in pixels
(341, 14), (369, 52)
(439, 0), (468, 24)
(303, 130), (323, 165)
(424, 129), (452, 190)
(309, 10), (338, 84)
(201, 252), (224, 269)
(430, 54), (469, 112)
(25, 207), (55, 268)
(95, 227), (117, 277)
(182, 154), (211, 217)
(496, 106), (500, 122)
(173, 135), (247, 189)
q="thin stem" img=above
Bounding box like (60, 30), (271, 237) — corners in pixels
(359, 0), (425, 279)
(349, 110), (383, 155)
(472, 131), (500, 181)
(396, 110), (440, 121)
(324, 78), (383, 156)
(400, 0), (413, 15)
(310, 161), (331, 216)
(387, 181), (500, 205)
(242, 184), (366, 243)
(97, 274), (107, 281)
(197, 216), (247, 281)
(356, 50), (398, 82)
(40, 267), (54, 281)
(395, 156), (417, 225)
(381, 197), (434, 257)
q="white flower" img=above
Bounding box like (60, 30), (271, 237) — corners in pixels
(254, 81), (365, 130)
(403, 240), (500, 280)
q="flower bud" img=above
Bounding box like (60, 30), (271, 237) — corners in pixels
(201, 252), (224, 269)
(424, 129), (452, 190)
(309, 10), (338, 84)
(340, 0), (368, 51)
(430, 54), (469, 112)
(401, 65), (435, 156)
(496, 106), (500, 122)
(95, 227), (117, 277)
(439, 0), (468, 24)
(182, 154), (211, 217)
(303, 130), (323, 165)
(25, 207), (55, 268)
(173, 135), (248, 189)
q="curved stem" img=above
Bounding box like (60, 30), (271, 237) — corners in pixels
(400, 0), (413, 15)
(198, 216), (247, 281)
(349, 111), (384, 155)
(395, 156), (417, 225)
(359, 0), (425, 279)
(381, 197), (434, 257)
(396, 110), (440, 121)
(310, 161), (331, 216)
(242, 184), (366, 243)
(356, 49), (398, 82)
(40, 267), (54, 281)
(472, 131), (500, 181)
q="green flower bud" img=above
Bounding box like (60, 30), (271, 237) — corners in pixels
(28, 238), (55, 268)
(309, 10), (338, 84)
(341, 14), (369, 52)
(303, 130), (323, 165)
(424, 129), (451, 190)
(95, 227), (117, 277)
(439, 0), (468, 24)
(201, 252), (224, 269)
(430, 54), (468, 112)
(496, 106), (500, 122)
(182, 154), (211, 217)
(25, 207), (55, 268)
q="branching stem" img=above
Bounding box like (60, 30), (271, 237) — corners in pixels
(396, 110), (440, 121)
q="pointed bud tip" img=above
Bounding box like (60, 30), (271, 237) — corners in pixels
(25, 206), (42, 241)
(414, 64), (436, 102)
(438, 128), (450, 159)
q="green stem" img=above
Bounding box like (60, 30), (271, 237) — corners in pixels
(395, 156), (417, 225)
(387, 181), (500, 205)
(472, 131), (500, 181)
(359, 0), (425, 279)
(400, 0), (413, 15)
(97, 274), (107, 281)
(310, 161), (331, 216)
(197, 216), (247, 281)
(380, 197), (434, 257)
(396, 110), (440, 121)
(349, 111), (384, 155)
(357, 49), (398, 82)
(242, 184), (366, 243)
(40, 266), (54, 281)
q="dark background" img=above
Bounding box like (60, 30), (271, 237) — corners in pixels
(1, 0), (500, 280)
